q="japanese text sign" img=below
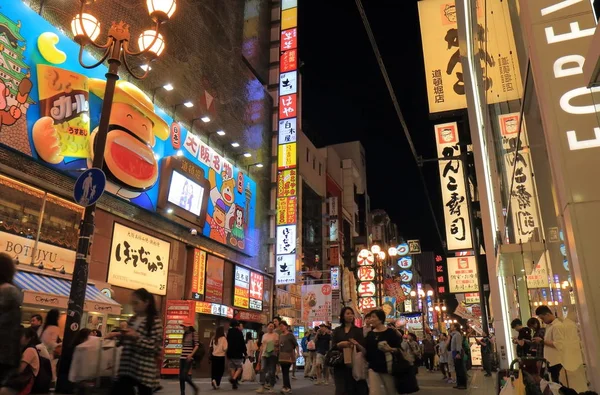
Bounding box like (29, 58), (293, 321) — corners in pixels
(278, 143), (297, 170)
(108, 223), (170, 295)
(276, 254), (296, 285)
(434, 122), (473, 251)
(277, 169), (297, 197)
(447, 256), (480, 293)
(277, 197), (297, 225)
(279, 119), (297, 144)
(205, 255), (224, 303)
(234, 266), (250, 309)
(191, 249), (206, 299)
(331, 266), (340, 290)
(250, 271), (264, 311)
(418, 0), (522, 113)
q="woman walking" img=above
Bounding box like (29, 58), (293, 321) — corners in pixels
(364, 310), (415, 395)
(0, 253), (21, 388)
(277, 322), (297, 394)
(210, 326), (228, 390)
(109, 288), (163, 395)
(40, 308), (61, 384)
(331, 307), (367, 395)
(437, 334), (453, 383)
(256, 322), (279, 393)
(180, 320), (199, 395)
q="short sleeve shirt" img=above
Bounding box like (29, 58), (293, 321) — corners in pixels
(22, 347), (39, 376)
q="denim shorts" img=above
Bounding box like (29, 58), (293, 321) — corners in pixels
(229, 358), (244, 370)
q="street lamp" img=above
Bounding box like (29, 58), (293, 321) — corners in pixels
(247, 162), (264, 172)
(371, 244), (381, 254)
(388, 247), (398, 257)
(59, 0), (176, 391)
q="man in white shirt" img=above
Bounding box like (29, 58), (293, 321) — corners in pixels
(533, 306), (564, 383)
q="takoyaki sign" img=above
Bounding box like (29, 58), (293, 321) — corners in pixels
(0, 2), (258, 255)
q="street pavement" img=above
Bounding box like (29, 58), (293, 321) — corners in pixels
(155, 368), (496, 394)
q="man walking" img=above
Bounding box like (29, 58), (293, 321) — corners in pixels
(301, 331), (312, 379)
(450, 323), (467, 390)
(227, 320), (247, 389)
(314, 324), (331, 385)
(30, 314), (43, 338)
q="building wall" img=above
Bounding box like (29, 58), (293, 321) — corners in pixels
(298, 131), (326, 197)
(330, 141), (368, 194)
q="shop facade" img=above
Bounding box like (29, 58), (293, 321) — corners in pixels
(449, 0), (598, 388)
(1, 0), (274, 376)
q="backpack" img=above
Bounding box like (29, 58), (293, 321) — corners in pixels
(32, 348), (52, 393)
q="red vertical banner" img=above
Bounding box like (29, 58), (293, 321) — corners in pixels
(205, 255), (224, 302)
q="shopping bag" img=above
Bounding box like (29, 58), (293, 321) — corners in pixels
(242, 359), (256, 381)
(69, 337), (122, 383)
(351, 348), (368, 381)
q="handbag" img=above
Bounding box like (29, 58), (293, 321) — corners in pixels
(351, 348), (368, 381)
(4, 364), (35, 394)
(392, 352), (419, 394)
(325, 349), (344, 367)
(278, 351), (294, 364)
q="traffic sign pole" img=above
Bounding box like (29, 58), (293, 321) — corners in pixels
(56, 59), (120, 392)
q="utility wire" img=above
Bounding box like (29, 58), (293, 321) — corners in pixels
(355, 0), (446, 252)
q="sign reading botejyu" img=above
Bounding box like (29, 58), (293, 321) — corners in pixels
(518, 0), (600, 388)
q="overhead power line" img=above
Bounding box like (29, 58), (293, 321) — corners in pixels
(355, 0), (446, 252)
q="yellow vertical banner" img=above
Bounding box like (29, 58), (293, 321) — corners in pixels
(418, 0), (467, 113)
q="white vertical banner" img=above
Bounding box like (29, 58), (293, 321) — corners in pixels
(434, 123), (473, 251)
(498, 113), (549, 288)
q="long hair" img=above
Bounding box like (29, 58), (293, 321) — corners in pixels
(43, 309), (59, 331)
(339, 306), (355, 325)
(245, 332), (253, 342)
(133, 288), (158, 336)
(215, 326), (225, 342)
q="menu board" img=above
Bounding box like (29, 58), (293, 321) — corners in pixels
(161, 300), (195, 375)
(234, 266), (250, 309)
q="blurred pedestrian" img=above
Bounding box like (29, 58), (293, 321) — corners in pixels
(331, 307), (368, 395)
(422, 334), (435, 372)
(256, 322), (279, 393)
(450, 323), (467, 390)
(364, 310), (403, 395)
(179, 319), (199, 395)
(227, 320), (246, 389)
(476, 331), (493, 377)
(210, 326), (228, 390)
(40, 308), (61, 384)
(29, 315), (43, 339)
(277, 321), (297, 394)
(314, 324), (331, 385)
(108, 288), (163, 395)
(0, 253), (21, 388)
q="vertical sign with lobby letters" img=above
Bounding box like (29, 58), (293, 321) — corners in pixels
(276, 1), (299, 285)
(434, 122), (473, 251)
(519, 0), (600, 381)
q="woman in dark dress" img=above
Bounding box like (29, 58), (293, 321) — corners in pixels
(331, 307), (368, 395)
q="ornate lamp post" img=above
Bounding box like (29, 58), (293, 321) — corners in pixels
(56, 0), (176, 391)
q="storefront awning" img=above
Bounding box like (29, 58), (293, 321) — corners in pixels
(14, 271), (122, 315)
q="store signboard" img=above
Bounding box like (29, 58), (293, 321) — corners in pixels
(301, 284), (332, 323)
(162, 300), (195, 375)
(190, 249), (206, 299)
(195, 301), (234, 318)
(447, 256), (480, 293)
(331, 266), (340, 290)
(107, 223), (170, 295)
(205, 255), (224, 303)
(418, 0), (521, 113)
(397, 256), (412, 269)
(0, 231), (75, 274)
(249, 272), (264, 311)
(0, 2), (259, 256)
(233, 266), (250, 309)
(434, 123), (473, 251)
(275, 2), (299, 286)
(465, 292), (480, 304)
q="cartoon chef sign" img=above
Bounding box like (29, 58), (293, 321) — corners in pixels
(32, 79), (168, 207)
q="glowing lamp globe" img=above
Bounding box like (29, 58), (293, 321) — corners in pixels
(71, 13), (101, 43)
(370, 245), (381, 254)
(138, 30), (165, 57)
(147, 0), (177, 22)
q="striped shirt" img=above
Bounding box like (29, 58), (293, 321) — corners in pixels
(181, 331), (199, 359)
(118, 315), (163, 388)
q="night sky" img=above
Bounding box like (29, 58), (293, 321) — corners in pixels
(298, 0), (445, 253)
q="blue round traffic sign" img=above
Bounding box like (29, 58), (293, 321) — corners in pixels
(74, 168), (106, 207)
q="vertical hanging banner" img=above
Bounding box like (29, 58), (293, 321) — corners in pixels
(418, 0), (522, 114)
(498, 113), (549, 289)
(275, 1), (299, 285)
(434, 123), (473, 251)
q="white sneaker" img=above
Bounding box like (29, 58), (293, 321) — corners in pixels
(256, 387), (266, 393)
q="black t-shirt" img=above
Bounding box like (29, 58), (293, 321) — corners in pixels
(315, 333), (331, 355)
(516, 327), (531, 357)
(365, 328), (402, 374)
